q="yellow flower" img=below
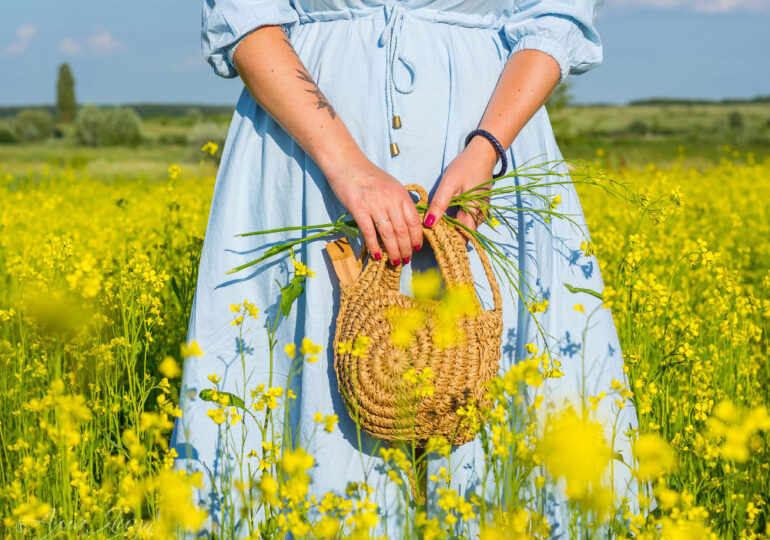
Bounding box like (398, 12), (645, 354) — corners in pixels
(425, 435), (451, 458)
(290, 252), (316, 278)
(299, 337), (322, 356)
(257, 472), (278, 505)
(201, 141), (219, 156)
(539, 407), (612, 506)
(411, 268), (442, 300)
(386, 305), (427, 349)
(633, 433), (677, 480)
(168, 164), (182, 179)
(528, 298), (549, 314)
(284, 343), (296, 359)
(159, 356), (181, 378)
(588, 391), (607, 411)
(281, 448), (315, 475)
(180, 341), (203, 358)
(155, 470), (207, 532)
(206, 407), (225, 425)
(228, 406), (242, 425)
(573, 303), (585, 313)
(207, 373), (221, 384)
(243, 299), (259, 319)
(313, 517), (339, 538)
(351, 335), (370, 357)
(323, 414), (338, 433)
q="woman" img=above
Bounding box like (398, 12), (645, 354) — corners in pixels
(171, 0), (641, 537)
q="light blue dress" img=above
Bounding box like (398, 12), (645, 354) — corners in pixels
(170, 1), (642, 538)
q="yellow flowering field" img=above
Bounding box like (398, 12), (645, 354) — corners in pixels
(0, 145), (768, 539)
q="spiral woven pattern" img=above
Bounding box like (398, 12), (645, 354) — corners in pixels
(333, 185), (503, 446)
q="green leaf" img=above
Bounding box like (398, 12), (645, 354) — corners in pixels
(563, 282), (603, 299)
(199, 388), (246, 409)
(279, 274), (306, 317)
(338, 222), (360, 238)
(225, 244), (292, 274)
(170, 276), (183, 307)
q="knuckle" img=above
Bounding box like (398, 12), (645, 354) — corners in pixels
(395, 226), (409, 237)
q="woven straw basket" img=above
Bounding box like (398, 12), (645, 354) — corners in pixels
(333, 184), (503, 446)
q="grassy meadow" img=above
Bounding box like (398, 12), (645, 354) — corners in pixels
(0, 101), (769, 539)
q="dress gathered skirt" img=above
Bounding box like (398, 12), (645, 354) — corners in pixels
(170, 0), (642, 537)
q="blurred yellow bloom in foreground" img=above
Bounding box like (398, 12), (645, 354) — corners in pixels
(633, 433), (677, 481)
(539, 407), (613, 512)
(180, 341), (203, 358)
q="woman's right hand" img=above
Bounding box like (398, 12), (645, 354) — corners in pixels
(326, 159), (423, 265)
(231, 26), (420, 263)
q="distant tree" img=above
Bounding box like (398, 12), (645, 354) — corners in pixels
(728, 110), (744, 130)
(75, 104), (142, 147)
(14, 109), (54, 141)
(0, 121), (18, 143)
(56, 63), (77, 123)
(628, 120), (649, 135)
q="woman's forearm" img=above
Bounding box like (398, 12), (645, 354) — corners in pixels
(232, 25), (370, 180)
(232, 24), (424, 264)
(466, 49), (562, 167)
(424, 49), (562, 230)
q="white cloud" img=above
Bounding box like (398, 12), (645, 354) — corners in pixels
(86, 30), (126, 55)
(58, 30), (126, 57)
(3, 24), (38, 55)
(58, 37), (83, 55)
(611, 0), (768, 12)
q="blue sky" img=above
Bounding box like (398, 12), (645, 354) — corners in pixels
(1, 0), (768, 107)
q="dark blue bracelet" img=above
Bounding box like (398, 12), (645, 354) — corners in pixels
(464, 128), (508, 179)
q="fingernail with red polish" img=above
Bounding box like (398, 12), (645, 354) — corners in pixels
(413, 245), (421, 252)
(425, 214), (436, 227)
(374, 252), (381, 261)
(403, 256), (410, 264)
(393, 259), (401, 266)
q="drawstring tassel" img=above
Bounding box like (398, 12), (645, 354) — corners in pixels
(380, 4), (414, 158)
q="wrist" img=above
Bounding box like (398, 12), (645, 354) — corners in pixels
(464, 135), (500, 175)
(318, 146), (375, 191)
(312, 136), (371, 185)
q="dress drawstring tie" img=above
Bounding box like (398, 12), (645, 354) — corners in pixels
(378, 3), (416, 156)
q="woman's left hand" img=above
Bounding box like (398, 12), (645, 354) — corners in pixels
(424, 135), (501, 241)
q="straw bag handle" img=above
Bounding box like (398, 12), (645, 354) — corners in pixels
(354, 184), (502, 313)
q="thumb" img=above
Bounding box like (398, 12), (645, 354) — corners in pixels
(424, 180), (457, 228)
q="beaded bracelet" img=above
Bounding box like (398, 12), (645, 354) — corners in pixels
(464, 128), (508, 179)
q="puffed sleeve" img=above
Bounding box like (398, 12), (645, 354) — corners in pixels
(202, 0), (300, 78)
(502, 0), (604, 83)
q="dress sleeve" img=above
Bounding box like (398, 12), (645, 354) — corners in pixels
(502, 0), (604, 83)
(202, 0), (300, 78)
